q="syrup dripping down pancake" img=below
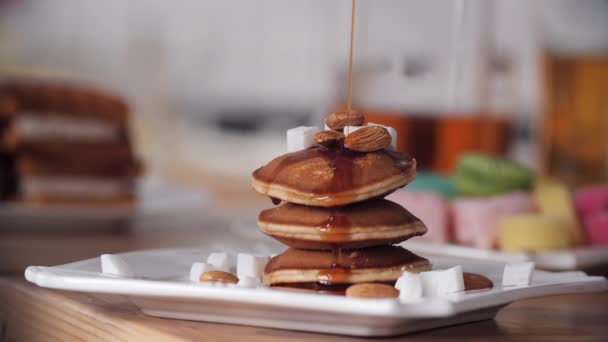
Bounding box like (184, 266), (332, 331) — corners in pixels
(252, 146), (416, 207)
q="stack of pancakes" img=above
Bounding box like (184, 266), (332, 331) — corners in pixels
(252, 121), (432, 293)
(0, 82), (141, 205)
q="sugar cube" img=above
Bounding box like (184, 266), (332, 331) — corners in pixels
(287, 126), (319, 153)
(343, 126), (363, 136)
(189, 262), (213, 282)
(237, 275), (261, 288)
(395, 271), (423, 300)
(100, 254), (134, 277)
(502, 262), (535, 287)
(237, 253), (269, 279)
(420, 266), (464, 296)
(207, 252), (232, 272)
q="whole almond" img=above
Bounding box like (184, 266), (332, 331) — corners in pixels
(344, 126), (392, 152)
(314, 130), (345, 146)
(463, 272), (493, 291)
(345, 283), (399, 299)
(325, 111), (364, 130)
(200, 270), (239, 284)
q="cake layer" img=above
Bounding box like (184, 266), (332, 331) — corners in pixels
(14, 113), (122, 142)
(258, 200), (427, 249)
(1, 82), (128, 124)
(252, 146), (416, 207)
(16, 156), (140, 178)
(263, 246), (431, 286)
(19, 175), (135, 202)
(11, 140), (137, 166)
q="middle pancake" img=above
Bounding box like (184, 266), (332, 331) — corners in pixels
(258, 199), (427, 250)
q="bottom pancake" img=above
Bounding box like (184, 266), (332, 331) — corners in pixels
(263, 246), (431, 286)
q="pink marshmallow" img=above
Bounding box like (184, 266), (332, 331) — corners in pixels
(452, 192), (535, 249)
(575, 185), (608, 219)
(386, 190), (448, 243)
(575, 186), (608, 245)
(582, 211), (608, 246)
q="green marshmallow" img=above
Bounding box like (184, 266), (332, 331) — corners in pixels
(406, 172), (458, 199)
(454, 153), (535, 196)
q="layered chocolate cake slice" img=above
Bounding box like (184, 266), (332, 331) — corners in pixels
(0, 82), (141, 205)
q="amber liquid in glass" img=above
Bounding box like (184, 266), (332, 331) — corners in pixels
(542, 54), (608, 187)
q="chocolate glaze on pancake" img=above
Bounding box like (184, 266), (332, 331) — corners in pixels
(266, 246), (425, 271)
(258, 200), (427, 249)
(252, 145), (416, 207)
(263, 246), (431, 286)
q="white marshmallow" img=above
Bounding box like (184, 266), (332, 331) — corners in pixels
(502, 262), (535, 287)
(368, 123), (397, 150)
(395, 271), (423, 300)
(237, 253), (269, 279)
(189, 262), (214, 282)
(237, 275), (261, 288)
(324, 123), (331, 131)
(100, 254), (134, 277)
(343, 126), (364, 136)
(420, 266), (464, 296)
(287, 126), (319, 153)
(207, 252), (232, 272)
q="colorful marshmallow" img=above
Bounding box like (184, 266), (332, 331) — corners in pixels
(582, 211), (608, 246)
(386, 189), (449, 243)
(454, 154), (535, 196)
(534, 177), (584, 245)
(406, 172), (458, 199)
(498, 214), (574, 252)
(575, 186), (608, 245)
(452, 192), (535, 249)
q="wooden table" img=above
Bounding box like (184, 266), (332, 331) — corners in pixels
(1, 277), (607, 341)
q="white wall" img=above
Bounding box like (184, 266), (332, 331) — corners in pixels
(0, 0), (541, 118)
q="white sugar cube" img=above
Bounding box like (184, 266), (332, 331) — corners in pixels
(189, 262), (213, 282)
(420, 266), (464, 296)
(287, 126), (319, 153)
(395, 271), (423, 300)
(100, 254), (134, 277)
(368, 123), (397, 150)
(343, 126), (364, 136)
(502, 262), (535, 287)
(237, 275), (261, 288)
(237, 253), (269, 279)
(207, 252), (232, 272)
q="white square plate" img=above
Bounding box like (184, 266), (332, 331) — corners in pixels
(25, 247), (607, 337)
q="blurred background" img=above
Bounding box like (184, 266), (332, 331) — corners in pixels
(0, 0), (607, 271)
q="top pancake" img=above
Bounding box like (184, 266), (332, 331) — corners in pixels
(252, 146), (416, 207)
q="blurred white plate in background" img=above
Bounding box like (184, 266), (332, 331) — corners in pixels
(0, 176), (210, 232)
(403, 240), (608, 271)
